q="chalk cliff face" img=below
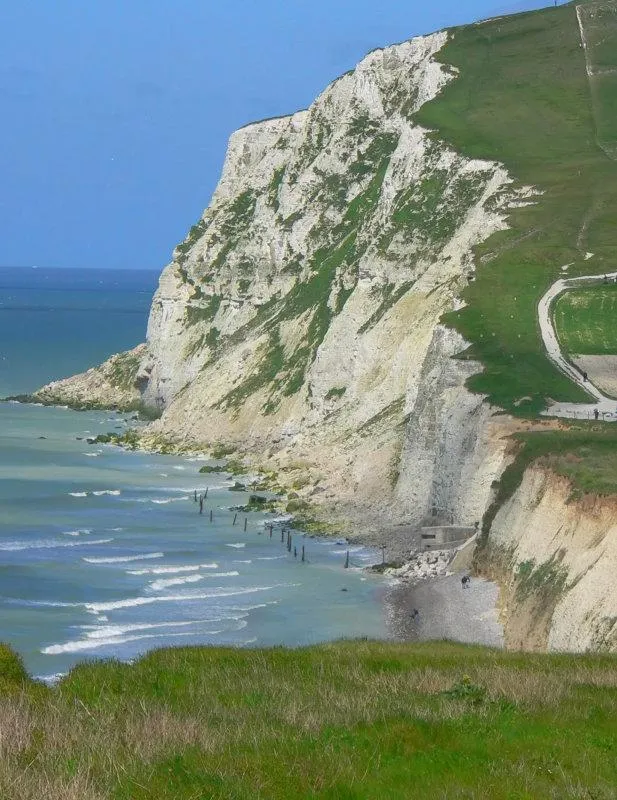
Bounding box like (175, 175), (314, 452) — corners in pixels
(37, 32), (528, 532)
(133, 32), (531, 530)
(482, 466), (617, 652)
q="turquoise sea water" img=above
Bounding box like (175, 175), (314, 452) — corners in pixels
(0, 269), (388, 678)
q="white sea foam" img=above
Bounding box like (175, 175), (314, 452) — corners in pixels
(172, 465), (186, 471)
(151, 496), (189, 504)
(107, 527), (123, 532)
(226, 543), (246, 549)
(42, 630), (202, 655)
(127, 563), (218, 575)
(149, 571), (239, 592)
(92, 489), (121, 496)
(36, 672), (68, 685)
(42, 617), (249, 656)
(0, 538), (113, 552)
(80, 620), (205, 638)
(62, 529), (93, 537)
(256, 556), (286, 561)
(149, 574), (205, 591)
(83, 452), (99, 457)
(233, 560), (252, 564)
(83, 552), (164, 565)
(69, 491), (88, 497)
(84, 584), (294, 614)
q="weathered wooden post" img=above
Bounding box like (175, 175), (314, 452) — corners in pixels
(194, 490), (197, 503)
(281, 528), (285, 543)
(381, 545), (386, 564)
(244, 517), (248, 532)
(301, 545), (305, 562)
(344, 550), (349, 569)
(205, 487), (209, 499)
(294, 546), (297, 558)
(269, 526), (273, 538)
(233, 512), (238, 526)
(210, 508), (213, 523)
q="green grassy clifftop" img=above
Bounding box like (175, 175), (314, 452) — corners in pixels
(417, 1), (617, 415)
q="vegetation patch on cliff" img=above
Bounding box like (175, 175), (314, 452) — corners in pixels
(1, 641), (617, 798)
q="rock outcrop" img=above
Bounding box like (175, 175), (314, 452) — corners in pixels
(34, 345), (145, 411)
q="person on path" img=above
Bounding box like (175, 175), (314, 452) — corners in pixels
(594, 408), (600, 421)
(461, 575), (470, 589)
(583, 371), (588, 382)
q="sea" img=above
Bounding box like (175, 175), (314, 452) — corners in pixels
(0, 267), (389, 680)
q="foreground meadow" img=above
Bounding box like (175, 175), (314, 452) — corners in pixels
(0, 640), (616, 798)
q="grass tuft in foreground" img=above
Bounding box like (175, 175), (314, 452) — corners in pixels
(1, 641), (616, 798)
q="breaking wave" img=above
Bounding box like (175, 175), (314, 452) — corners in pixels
(83, 552), (164, 565)
(0, 538), (113, 551)
(127, 563), (218, 576)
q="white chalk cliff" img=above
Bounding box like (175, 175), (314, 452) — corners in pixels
(38, 32), (527, 533)
(136, 32), (531, 529)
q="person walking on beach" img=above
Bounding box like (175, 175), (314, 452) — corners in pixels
(594, 408), (600, 421)
(583, 371), (588, 382)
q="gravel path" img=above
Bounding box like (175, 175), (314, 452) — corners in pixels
(538, 270), (617, 421)
(384, 574), (504, 648)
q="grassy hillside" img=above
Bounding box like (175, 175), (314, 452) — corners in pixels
(555, 284), (617, 354)
(1, 640), (617, 799)
(417, 0), (617, 415)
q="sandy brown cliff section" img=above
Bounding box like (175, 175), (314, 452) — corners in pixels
(480, 465), (617, 653)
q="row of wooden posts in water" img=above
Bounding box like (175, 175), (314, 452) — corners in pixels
(192, 488), (351, 568)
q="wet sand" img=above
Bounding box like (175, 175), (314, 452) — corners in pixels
(385, 574), (504, 648)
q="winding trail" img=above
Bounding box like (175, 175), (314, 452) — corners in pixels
(538, 270), (617, 420)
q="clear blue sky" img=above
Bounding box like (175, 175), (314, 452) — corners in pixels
(0, 0), (550, 271)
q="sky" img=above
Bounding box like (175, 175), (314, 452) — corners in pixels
(0, 0), (551, 271)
